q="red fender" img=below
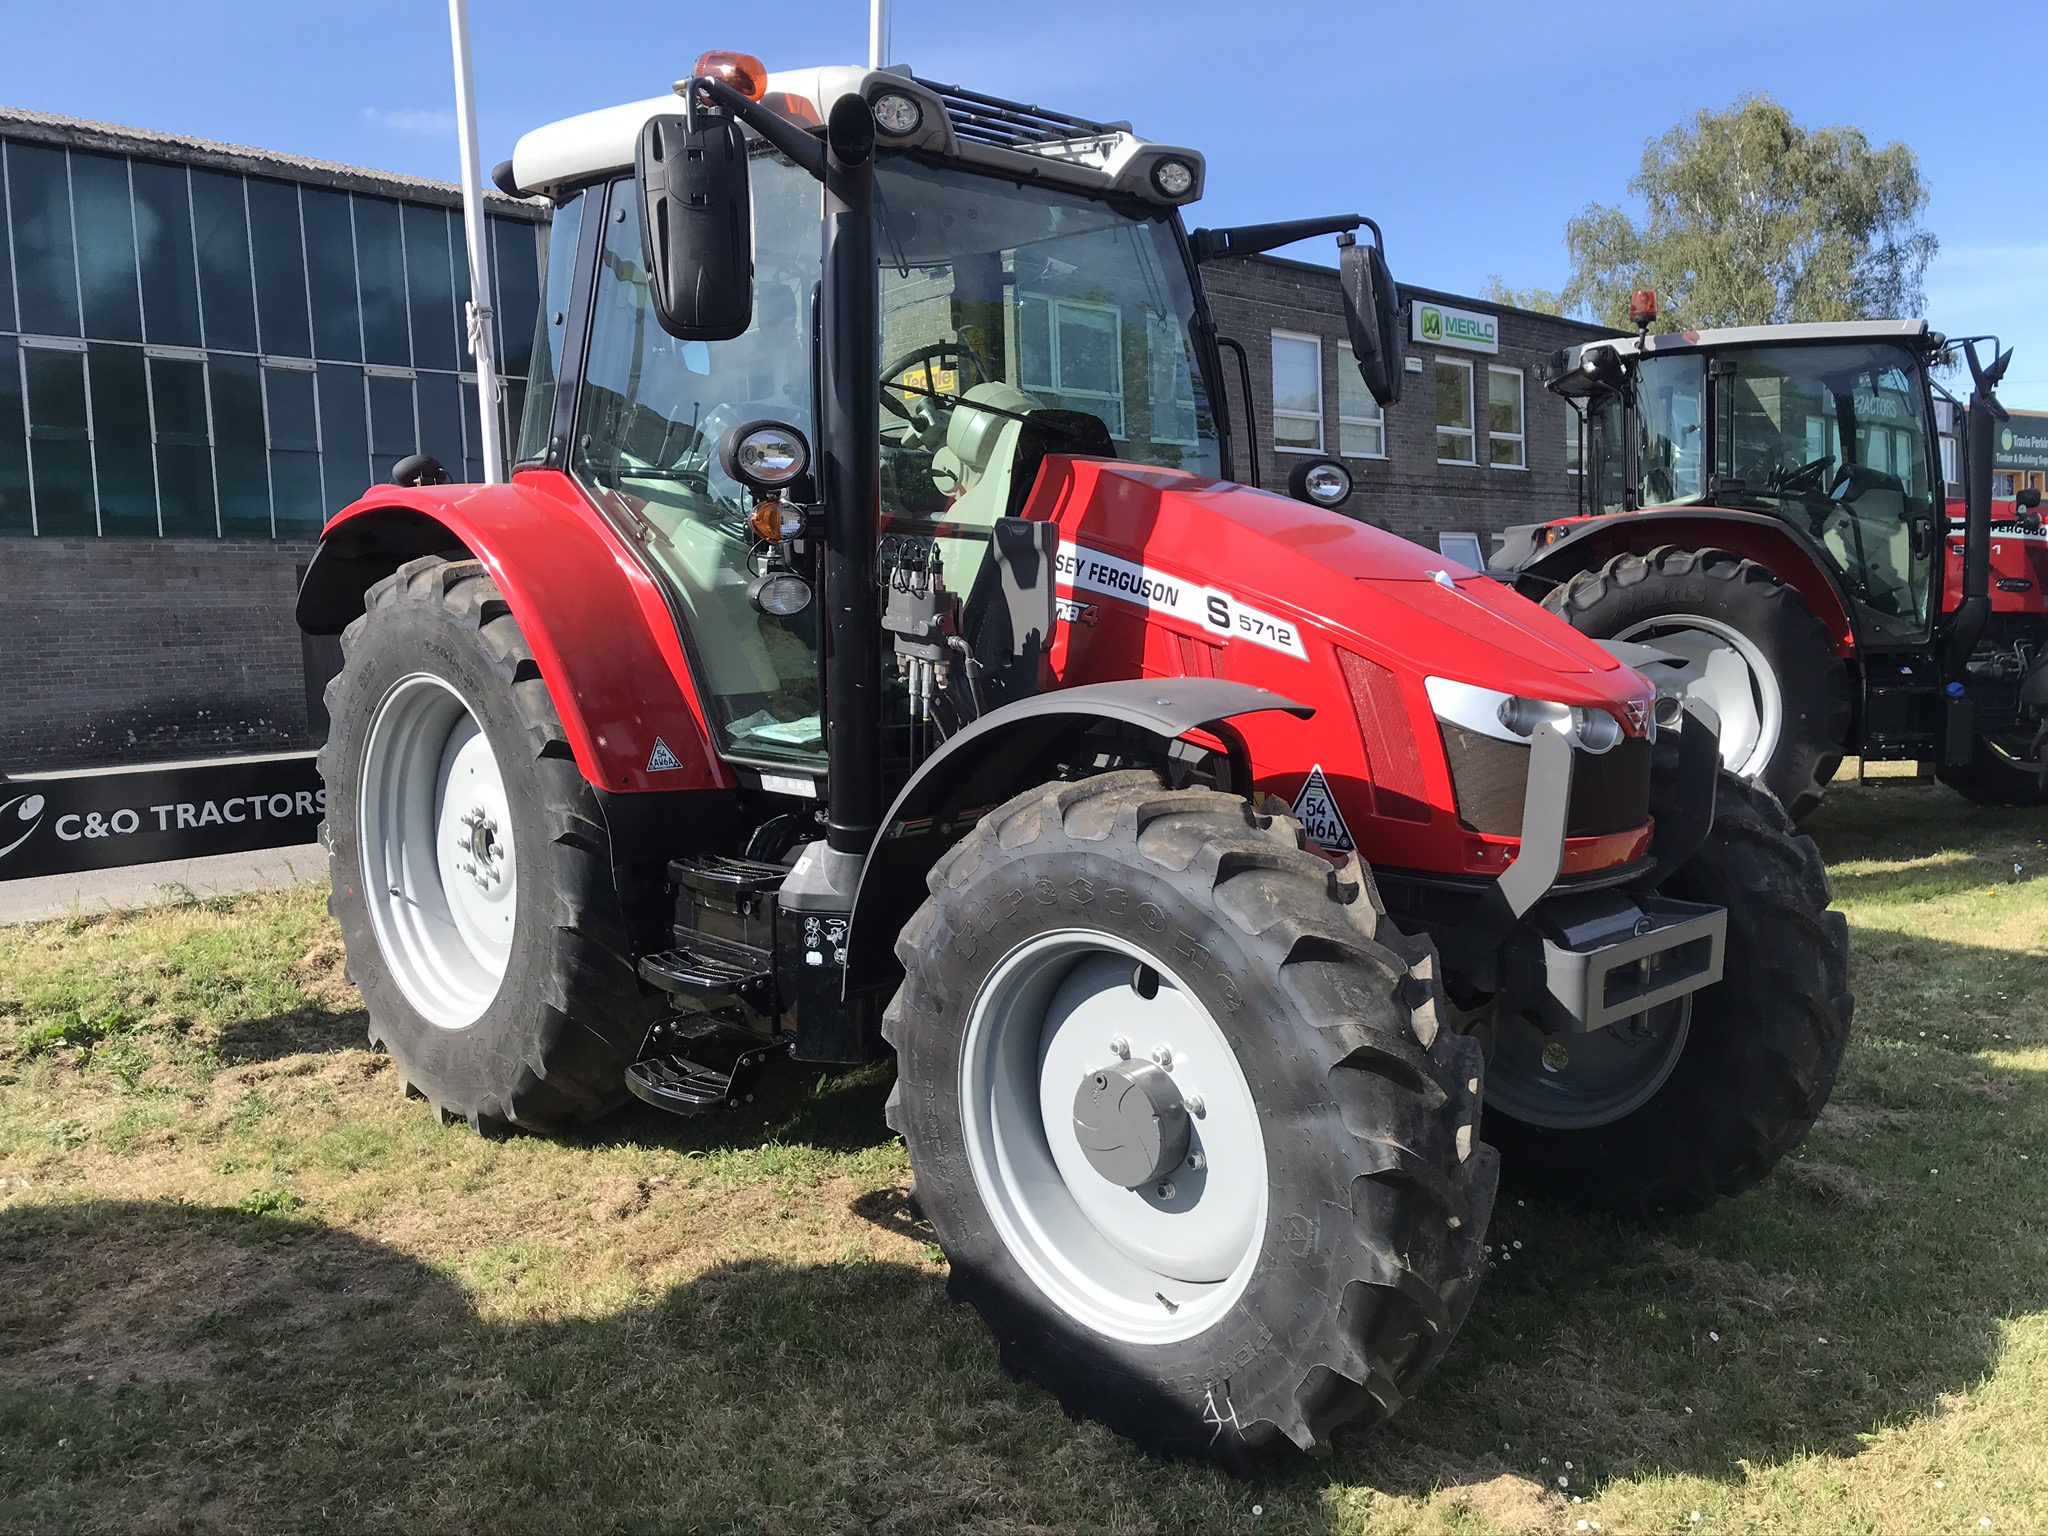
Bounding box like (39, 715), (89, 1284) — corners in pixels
(304, 468), (727, 795)
(1518, 508), (1861, 657)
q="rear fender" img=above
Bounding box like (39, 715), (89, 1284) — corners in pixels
(297, 470), (727, 794)
(1499, 509), (1860, 655)
(843, 679), (1310, 996)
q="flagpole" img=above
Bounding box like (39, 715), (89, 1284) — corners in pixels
(448, 0), (505, 483)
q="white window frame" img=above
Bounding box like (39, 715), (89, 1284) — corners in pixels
(1020, 291), (1126, 440)
(1336, 363), (1385, 460)
(1435, 356), (1475, 466)
(1270, 329), (1324, 454)
(1486, 364), (1525, 471)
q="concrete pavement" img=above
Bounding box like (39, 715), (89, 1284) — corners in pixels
(0, 843), (326, 926)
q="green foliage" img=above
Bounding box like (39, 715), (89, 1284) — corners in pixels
(16, 1008), (135, 1060)
(1482, 276), (1567, 317)
(234, 1186), (304, 1217)
(1562, 93), (1937, 331)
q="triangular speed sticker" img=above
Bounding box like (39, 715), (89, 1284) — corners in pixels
(1290, 764), (1355, 852)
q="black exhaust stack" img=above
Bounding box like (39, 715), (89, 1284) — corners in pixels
(1945, 340), (2012, 680)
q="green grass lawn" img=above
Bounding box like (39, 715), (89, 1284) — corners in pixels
(0, 785), (2043, 1535)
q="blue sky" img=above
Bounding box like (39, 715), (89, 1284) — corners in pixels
(12, 0), (2047, 407)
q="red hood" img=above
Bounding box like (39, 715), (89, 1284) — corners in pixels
(1030, 460), (1642, 709)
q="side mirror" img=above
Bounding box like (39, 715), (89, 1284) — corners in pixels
(636, 113), (754, 342)
(1339, 229), (1404, 407)
(2017, 487), (2043, 509)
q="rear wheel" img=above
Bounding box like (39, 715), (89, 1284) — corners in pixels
(321, 556), (658, 1132)
(1936, 727), (2048, 806)
(1482, 767), (1853, 1218)
(883, 771), (1496, 1463)
(1547, 546), (1849, 821)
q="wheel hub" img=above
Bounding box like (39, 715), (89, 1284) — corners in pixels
(458, 807), (505, 891)
(1072, 1059), (1190, 1189)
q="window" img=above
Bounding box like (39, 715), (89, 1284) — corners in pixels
(1565, 404), (1583, 475)
(1271, 331), (1322, 451)
(1438, 531), (1486, 569)
(9, 144), (81, 338)
(404, 204), (459, 372)
(247, 177), (312, 359)
(1020, 294), (1126, 436)
(88, 343), (154, 535)
(149, 352), (216, 536)
(317, 362), (371, 505)
(1337, 363), (1384, 458)
(72, 152), (143, 344)
(492, 217), (542, 377)
(353, 195), (411, 367)
(131, 160), (202, 349)
(22, 339), (95, 535)
(1435, 357), (1474, 464)
(301, 188), (362, 362)
(366, 370), (417, 484)
(517, 192), (583, 463)
(211, 354), (270, 536)
(1487, 366), (1525, 469)
(1145, 313), (1198, 446)
(0, 338), (29, 535)
(263, 361), (323, 534)
(189, 169), (258, 353)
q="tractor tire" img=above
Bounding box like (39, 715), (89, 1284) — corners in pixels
(1482, 766), (1853, 1219)
(1936, 730), (2048, 806)
(882, 770), (1496, 1465)
(320, 555), (658, 1132)
(1546, 546), (1850, 822)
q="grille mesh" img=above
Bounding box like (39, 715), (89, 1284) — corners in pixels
(913, 78), (1126, 151)
(1440, 725), (1652, 838)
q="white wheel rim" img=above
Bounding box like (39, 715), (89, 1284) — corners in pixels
(1614, 614), (1783, 778)
(358, 673), (517, 1030)
(959, 931), (1268, 1345)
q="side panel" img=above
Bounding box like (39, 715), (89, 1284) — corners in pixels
(1503, 509), (1861, 656)
(1945, 499), (2048, 618)
(303, 469), (728, 794)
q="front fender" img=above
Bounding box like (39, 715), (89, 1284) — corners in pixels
(1493, 508), (1861, 654)
(844, 679), (1309, 996)
(298, 470), (727, 794)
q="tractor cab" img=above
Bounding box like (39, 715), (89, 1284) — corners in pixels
(1552, 320), (1950, 647)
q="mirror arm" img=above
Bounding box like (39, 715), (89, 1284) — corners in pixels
(1189, 213), (1372, 263)
(688, 76), (829, 181)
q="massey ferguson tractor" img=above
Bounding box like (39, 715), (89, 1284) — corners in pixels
(1493, 301), (2042, 818)
(296, 55), (1851, 1465)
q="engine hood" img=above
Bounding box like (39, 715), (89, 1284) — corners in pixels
(1027, 459), (1642, 708)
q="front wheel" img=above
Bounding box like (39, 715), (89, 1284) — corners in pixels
(1482, 767), (1853, 1218)
(883, 771), (1496, 1464)
(1546, 546), (1850, 821)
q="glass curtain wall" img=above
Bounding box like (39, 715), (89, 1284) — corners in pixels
(0, 135), (542, 538)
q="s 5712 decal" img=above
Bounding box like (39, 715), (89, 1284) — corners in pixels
(1054, 543), (1308, 660)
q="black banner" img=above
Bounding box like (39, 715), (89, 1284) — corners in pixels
(0, 753), (324, 881)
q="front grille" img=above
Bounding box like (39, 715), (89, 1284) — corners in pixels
(1440, 725), (1651, 838)
(914, 78), (1127, 152)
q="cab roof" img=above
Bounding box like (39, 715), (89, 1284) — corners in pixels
(1549, 319), (1941, 394)
(507, 64), (1205, 209)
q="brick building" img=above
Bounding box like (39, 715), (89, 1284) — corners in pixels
(0, 111), (1607, 774)
(1201, 254), (1615, 555)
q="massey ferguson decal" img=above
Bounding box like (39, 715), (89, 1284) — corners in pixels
(1054, 543), (1309, 660)
(0, 753), (325, 881)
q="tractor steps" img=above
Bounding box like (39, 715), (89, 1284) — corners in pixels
(637, 934), (777, 1003)
(625, 1026), (793, 1116)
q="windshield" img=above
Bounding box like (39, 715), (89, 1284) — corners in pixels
(1713, 341), (1937, 633)
(569, 150), (1217, 768)
(1584, 353), (1705, 514)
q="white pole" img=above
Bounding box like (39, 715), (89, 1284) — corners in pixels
(869, 0), (887, 68)
(448, 0), (505, 483)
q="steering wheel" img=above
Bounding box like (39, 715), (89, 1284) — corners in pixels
(1770, 453), (1835, 497)
(880, 340), (991, 424)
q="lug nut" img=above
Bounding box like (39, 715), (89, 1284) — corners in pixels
(1109, 1036), (1131, 1060)
(1155, 1181), (1176, 1200)
(1185, 1093), (1206, 1116)
(1541, 1041), (1571, 1074)
(1151, 1045), (1173, 1069)
(1186, 1151), (1206, 1171)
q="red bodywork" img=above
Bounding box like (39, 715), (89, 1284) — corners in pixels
(1946, 499), (2048, 617)
(324, 458), (1660, 878)
(1022, 459), (1657, 876)
(322, 470), (730, 796)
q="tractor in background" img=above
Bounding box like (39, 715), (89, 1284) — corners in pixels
(1494, 295), (2041, 817)
(296, 56), (1850, 1464)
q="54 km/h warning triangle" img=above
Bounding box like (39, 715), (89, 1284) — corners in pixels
(1290, 764), (1355, 852)
(646, 738), (683, 773)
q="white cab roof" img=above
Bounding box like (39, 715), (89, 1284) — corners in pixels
(1556, 319), (1936, 375)
(509, 64), (1204, 208)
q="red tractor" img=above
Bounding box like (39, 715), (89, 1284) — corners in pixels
(1494, 304), (2042, 818)
(297, 55), (1850, 1464)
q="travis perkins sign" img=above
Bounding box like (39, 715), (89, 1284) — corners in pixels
(0, 752), (324, 881)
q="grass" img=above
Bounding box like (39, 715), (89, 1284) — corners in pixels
(0, 786), (2043, 1535)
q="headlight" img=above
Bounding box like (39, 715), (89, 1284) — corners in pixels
(747, 570), (813, 617)
(1425, 677), (1629, 754)
(719, 419), (811, 492)
(1150, 157), (1196, 198)
(1288, 457), (1352, 507)
(870, 90), (923, 135)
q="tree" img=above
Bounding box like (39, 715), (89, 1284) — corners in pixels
(1560, 94), (1937, 332)
(1482, 277), (1566, 317)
